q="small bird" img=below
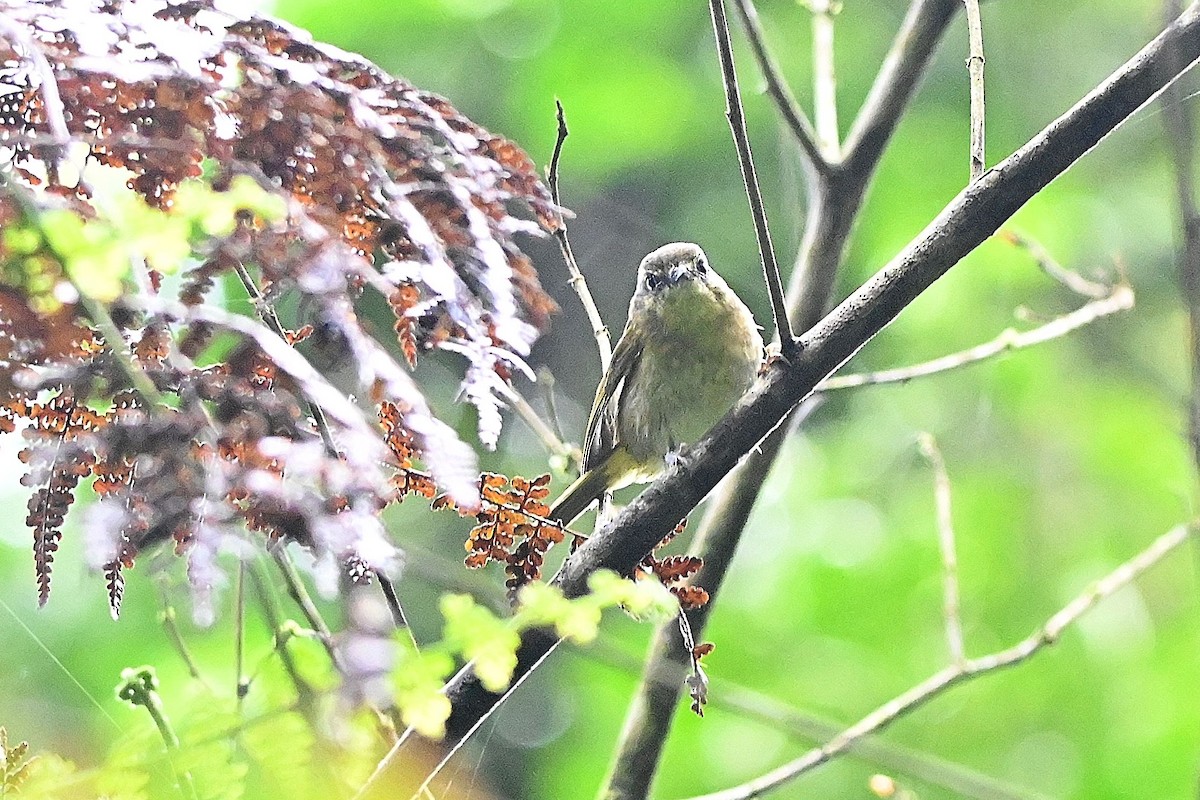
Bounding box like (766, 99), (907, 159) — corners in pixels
(549, 242), (764, 526)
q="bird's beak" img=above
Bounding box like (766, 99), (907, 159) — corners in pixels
(669, 263), (693, 285)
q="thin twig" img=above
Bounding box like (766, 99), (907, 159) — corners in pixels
(377, 573), (419, 652)
(809, 0), (841, 158)
(917, 434), (964, 665)
(247, 558), (321, 726)
(495, 380), (579, 466)
(963, 0), (986, 181)
(405, 641), (561, 800)
(536, 366), (572, 458)
(682, 523), (1194, 800)
(548, 100), (612, 373)
(816, 285), (1133, 392)
(998, 229), (1112, 298)
(159, 604), (210, 689)
(708, 0), (797, 354)
(729, 0), (827, 171)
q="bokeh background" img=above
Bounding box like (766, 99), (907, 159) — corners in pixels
(2, 1), (1199, 798)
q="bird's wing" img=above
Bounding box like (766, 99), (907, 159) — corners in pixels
(581, 327), (642, 472)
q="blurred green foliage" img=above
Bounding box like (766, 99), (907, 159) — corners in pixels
(2, 1), (1199, 799)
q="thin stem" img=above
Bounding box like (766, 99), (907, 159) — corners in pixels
(816, 285), (1133, 391)
(536, 366), (574, 463)
(352, 640), (563, 800)
(963, 0), (987, 181)
(159, 604), (209, 688)
(810, 0), (840, 158)
(917, 434), (964, 665)
(548, 100), (612, 373)
(271, 545), (338, 664)
(116, 667), (200, 800)
(729, 0), (827, 171)
(78, 296), (166, 407)
(235, 562), (248, 707)
(708, 0), (797, 353)
(682, 524), (1194, 800)
(495, 380), (579, 466)
(377, 573), (419, 651)
(998, 229), (1112, 298)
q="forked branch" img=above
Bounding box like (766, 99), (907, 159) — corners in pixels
(708, 0), (796, 353)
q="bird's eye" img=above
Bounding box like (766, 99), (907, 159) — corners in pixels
(695, 257), (708, 273)
(644, 272), (663, 291)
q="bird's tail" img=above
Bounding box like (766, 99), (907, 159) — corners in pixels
(548, 449), (636, 526)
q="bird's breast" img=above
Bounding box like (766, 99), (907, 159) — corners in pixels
(621, 286), (762, 461)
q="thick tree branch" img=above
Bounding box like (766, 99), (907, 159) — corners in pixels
(561, 5), (1200, 596)
(446, 4), (1200, 788)
(601, 3), (961, 796)
(683, 523), (1195, 800)
(917, 434), (964, 664)
(709, 0), (796, 353)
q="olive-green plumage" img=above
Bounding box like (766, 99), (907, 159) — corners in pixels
(549, 242), (764, 526)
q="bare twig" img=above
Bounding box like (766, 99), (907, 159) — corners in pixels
(271, 546), (339, 663)
(537, 366), (573, 457)
(247, 559), (321, 726)
(917, 434), (964, 664)
(159, 604), (210, 689)
(235, 563), (248, 707)
(682, 523), (1194, 800)
(548, 101), (612, 373)
(817, 285), (1133, 391)
(577, 645), (1051, 800)
(377, 574), (415, 640)
(963, 0), (987, 181)
(809, 0), (840, 157)
(998, 229), (1112, 298)
(708, 0), (796, 354)
(729, 0), (827, 171)
(495, 380), (579, 466)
